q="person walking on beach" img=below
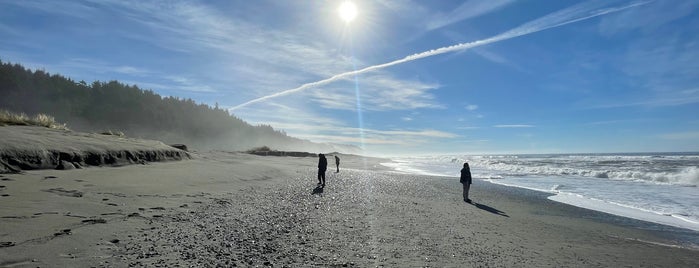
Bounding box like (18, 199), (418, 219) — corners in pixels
(335, 155), (340, 173)
(461, 162), (472, 203)
(318, 154), (328, 186)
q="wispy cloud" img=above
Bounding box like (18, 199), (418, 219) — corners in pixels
(230, 0), (650, 110)
(659, 131), (699, 140)
(426, 0), (516, 31)
(598, 0), (698, 35)
(238, 101), (459, 146)
(457, 126), (481, 130)
(493, 125), (534, 128)
(589, 88), (699, 109)
(465, 104), (479, 111)
(311, 72), (442, 111)
(4, 0), (97, 20)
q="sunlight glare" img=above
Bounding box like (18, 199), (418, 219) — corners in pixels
(338, 1), (358, 23)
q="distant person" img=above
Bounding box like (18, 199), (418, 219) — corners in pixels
(460, 162), (472, 203)
(318, 154), (328, 186)
(335, 155), (340, 173)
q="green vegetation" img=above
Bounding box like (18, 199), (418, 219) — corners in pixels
(0, 59), (350, 152)
(0, 109), (68, 130)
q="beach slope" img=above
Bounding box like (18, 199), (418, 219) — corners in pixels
(0, 150), (697, 266)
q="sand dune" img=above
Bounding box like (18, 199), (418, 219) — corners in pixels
(0, 126), (189, 173)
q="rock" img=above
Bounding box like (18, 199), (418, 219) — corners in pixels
(170, 144), (188, 151)
(82, 218), (107, 224)
(56, 160), (76, 170)
(42, 188), (83, 197)
(110, 239), (120, 244)
(0, 241), (15, 247)
(54, 229), (71, 236)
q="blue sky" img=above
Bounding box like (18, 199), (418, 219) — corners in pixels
(1, 0), (698, 155)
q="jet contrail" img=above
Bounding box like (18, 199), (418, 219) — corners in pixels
(230, 0), (651, 111)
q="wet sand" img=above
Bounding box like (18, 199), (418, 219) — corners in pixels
(1, 151), (698, 267)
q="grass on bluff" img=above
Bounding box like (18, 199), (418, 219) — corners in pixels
(0, 109), (69, 130)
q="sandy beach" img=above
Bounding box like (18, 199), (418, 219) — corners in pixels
(1, 149), (697, 267)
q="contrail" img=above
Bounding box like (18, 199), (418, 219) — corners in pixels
(230, 0), (651, 111)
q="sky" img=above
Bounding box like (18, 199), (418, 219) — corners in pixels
(1, 0), (698, 155)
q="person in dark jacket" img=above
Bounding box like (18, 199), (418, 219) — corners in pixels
(460, 162), (472, 203)
(335, 155), (340, 173)
(318, 154), (328, 186)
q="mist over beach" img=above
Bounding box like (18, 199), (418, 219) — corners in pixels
(2, 0), (699, 266)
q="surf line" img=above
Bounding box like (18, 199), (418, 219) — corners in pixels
(229, 0), (651, 111)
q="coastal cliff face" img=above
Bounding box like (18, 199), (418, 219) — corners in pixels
(0, 126), (189, 173)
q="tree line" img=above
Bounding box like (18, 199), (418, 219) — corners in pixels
(0, 59), (356, 152)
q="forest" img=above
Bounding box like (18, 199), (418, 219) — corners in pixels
(0, 60), (358, 153)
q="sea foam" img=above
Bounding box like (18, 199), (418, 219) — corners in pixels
(386, 153), (699, 232)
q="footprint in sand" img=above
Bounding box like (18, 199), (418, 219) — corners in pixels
(42, 188), (84, 198)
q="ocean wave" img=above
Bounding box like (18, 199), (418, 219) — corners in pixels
(408, 155), (699, 187)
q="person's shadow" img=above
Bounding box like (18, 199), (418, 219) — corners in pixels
(472, 202), (509, 217)
(312, 185), (324, 195)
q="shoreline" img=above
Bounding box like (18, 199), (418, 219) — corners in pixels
(380, 158), (699, 235)
(1, 152), (698, 266)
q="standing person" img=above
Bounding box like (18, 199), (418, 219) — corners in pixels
(335, 155), (340, 173)
(460, 162), (472, 203)
(318, 154), (328, 186)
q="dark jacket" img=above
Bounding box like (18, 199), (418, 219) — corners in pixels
(319, 156), (328, 171)
(460, 168), (472, 184)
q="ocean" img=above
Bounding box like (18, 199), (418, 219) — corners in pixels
(381, 152), (699, 232)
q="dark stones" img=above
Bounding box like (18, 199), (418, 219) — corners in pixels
(56, 160), (76, 170)
(42, 188), (83, 197)
(82, 218), (107, 224)
(54, 229), (71, 236)
(170, 144), (188, 151)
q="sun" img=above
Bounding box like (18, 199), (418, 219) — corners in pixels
(338, 1), (358, 23)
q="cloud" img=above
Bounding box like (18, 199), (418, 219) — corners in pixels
(310, 72), (442, 111)
(401, 117), (413, 121)
(238, 101), (459, 147)
(457, 126), (481, 130)
(3, 0), (97, 20)
(493, 125), (534, 128)
(426, 0), (516, 31)
(589, 88), (699, 109)
(465, 104), (479, 111)
(230, 0), (650, 110)
(659, 131), (699, 140)
(598, 0), (698, 35)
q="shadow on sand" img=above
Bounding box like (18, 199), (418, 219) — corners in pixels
(312, 185), (324, 195)
(472, 202), (509, 217)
